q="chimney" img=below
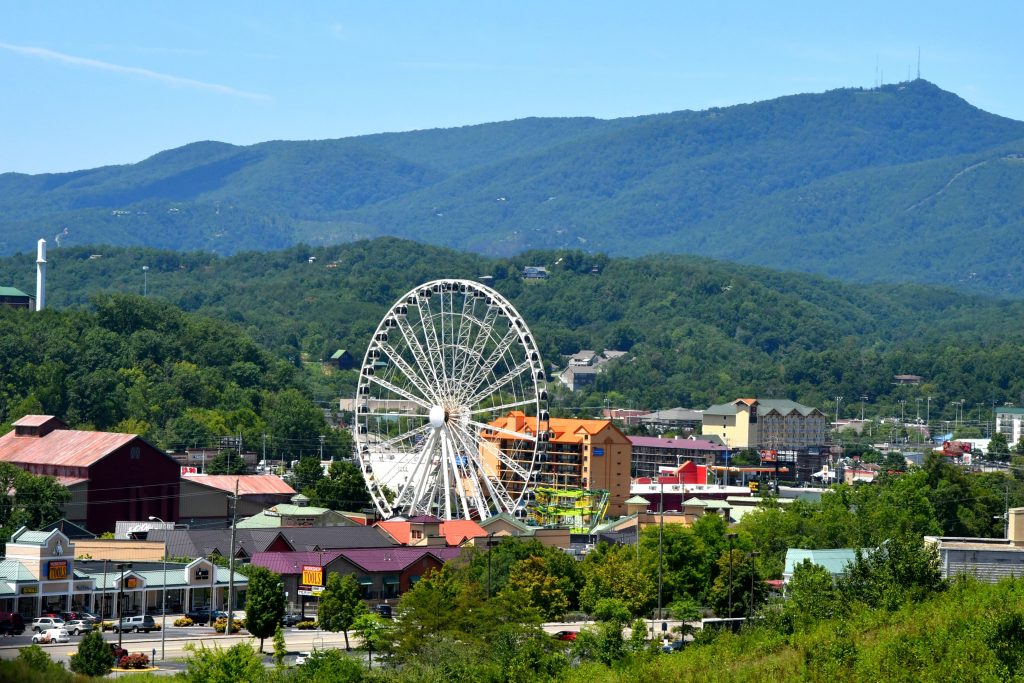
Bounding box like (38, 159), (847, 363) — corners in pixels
(1008, 507), (1024, 546)
(35, 239), (46, 312)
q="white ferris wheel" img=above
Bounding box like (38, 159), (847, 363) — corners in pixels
(354, 279), (549, 521)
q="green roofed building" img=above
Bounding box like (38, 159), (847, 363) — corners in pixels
(0, 286), (34, 310)
(783, 548), (859, 585)
(236, 494), (357, 529)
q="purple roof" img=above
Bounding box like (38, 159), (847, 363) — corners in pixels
(628, 436), (727, 451)
(250, 550), (345, 574)
(251, 546), (464, 575)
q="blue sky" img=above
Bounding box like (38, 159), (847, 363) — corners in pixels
(3, 1), (1022, 174)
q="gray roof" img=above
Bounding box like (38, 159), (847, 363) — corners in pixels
(148, 525), (396, 559)
(640, 408), (703, 421)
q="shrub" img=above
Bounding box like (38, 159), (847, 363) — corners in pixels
(119, 653), (151, 669)
(69, 629), (115, 676)
(175, 616), (194, 627)
(213, 617), (245, 633)
(296, 620), (319, 630)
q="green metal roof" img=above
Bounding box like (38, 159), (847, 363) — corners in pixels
(0, 558), (38, 582)
(997, 407), (1024, 415)
(330, 349), (349, 360)
(624, 495), (651, 505)
(0, 287), (30, 298)
(784, 548), (859, 577)
(9, 527), (53, 546)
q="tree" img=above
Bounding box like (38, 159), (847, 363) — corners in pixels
(272, 625), (287, 669)
(989, 432), (1011, 461)
(308, 460), (371, 511)
(300, 649), (365, 681)
(351, 612), (392, 669)
(706, 549), (767, 618)
(502, 556), (569, 620)
(579, 544), (655, 616)
(784, 559), (844, 630)
(206, 450), (248, 475)
(243, 565), (285, 652)
(840, 536), (944, 610)
(69, 629), (115, 676)
(183, 642), (265, 683)
(291, 455), (325, 494)
(318, 572), (367, 650)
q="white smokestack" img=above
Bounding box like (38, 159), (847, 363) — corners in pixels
(35, 239), (46, 312)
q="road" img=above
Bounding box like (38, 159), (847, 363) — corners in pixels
(0, 625), (353, 670)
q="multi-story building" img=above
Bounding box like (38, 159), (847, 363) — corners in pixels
(628, 435), (727, 478)
(996, 407), (1024, 447)
(481, 412), (632, 516)
(701, 398), (828, 450)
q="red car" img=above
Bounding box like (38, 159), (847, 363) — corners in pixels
(553, 630), (577, 641)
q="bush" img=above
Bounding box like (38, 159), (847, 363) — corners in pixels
(213, 617), (245, 633)
(15, 645), (71, 681)
(183, 642), (264, 682)
(119, 653), (151, 669)
(69, 629), (115, 676)
(175, 616), (194, 627)
(296, 620), (319, 630)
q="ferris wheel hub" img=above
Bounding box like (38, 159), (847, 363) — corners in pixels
(429, 405), (446, 429)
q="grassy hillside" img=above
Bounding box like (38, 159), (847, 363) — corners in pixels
(2, 239), (1023, 419)
(1, 81), (1022, 294)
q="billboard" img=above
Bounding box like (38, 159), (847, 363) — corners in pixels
(47, 560), (68, 580)
(302, 565), (323, 587)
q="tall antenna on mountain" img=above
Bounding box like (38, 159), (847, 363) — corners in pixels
(917, 47), (921, 80)
(875, 54), (879, 88)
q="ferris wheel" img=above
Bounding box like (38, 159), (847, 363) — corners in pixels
(354, 279), (548, 521)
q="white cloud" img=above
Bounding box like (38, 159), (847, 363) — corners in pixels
(0, 41), (270, 101)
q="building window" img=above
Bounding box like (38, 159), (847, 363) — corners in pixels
(130, 446), (141, 460)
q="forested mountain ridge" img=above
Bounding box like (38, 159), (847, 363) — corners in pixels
(2, 239), (1023, 419)
(2, 80), (1023, 294)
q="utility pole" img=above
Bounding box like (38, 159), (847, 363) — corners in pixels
(319, 434), (326, 461)
(225, 480), (239, 637)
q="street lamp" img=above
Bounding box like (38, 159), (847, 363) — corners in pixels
(149, 516), (168, 661)
(726, 533), (738, 617)
(115, 563), (132, 654)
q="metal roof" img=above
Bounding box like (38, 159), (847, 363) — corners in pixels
(628, 436), (726, 451)
(9, 527), (55, 546)
(0, 286), (31, 297)
(0, 558), (39, 582)
(341, 547), (459, 573)
(784, 548), (860, 577)
(0, 427), (138, 467)
(182, 474), (296, 496)
(11, 415), (58, 427)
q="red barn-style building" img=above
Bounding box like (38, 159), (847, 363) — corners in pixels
(0, 415), (180, 533)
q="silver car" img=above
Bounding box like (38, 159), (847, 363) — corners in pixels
(30, 617), (65, 633)
(65, 619), (93, 635)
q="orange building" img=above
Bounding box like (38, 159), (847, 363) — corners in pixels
(482, 412), (632, 516)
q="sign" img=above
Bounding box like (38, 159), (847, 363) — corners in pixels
(47, 560), (68, 580)
(125, 576), (139, 589)
(302, 565), (323, 587)
(74, 581), (92, 592)
(181, 466), (198, 475)
(21, 585), (38, 595)
(592, 447), (604, 456)
(298, 586), (325, 597)
(194, 568), (210, 581)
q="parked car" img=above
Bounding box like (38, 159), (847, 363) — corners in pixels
(295, 652), (312, 665)
(214, 610), (245, 621)
(32, 627), (69, 644)
(185, 608), (212, 625)
(552, 630), (577, 641)
(374, 604), (393, 619)
(110, 643), (128, 660)
(30, 617), (65, 633)
(65, 619), (93, 636)
(661, 639), (685, 653)
(62, 611), (101, 625)
(113, 615), (155, 633)
(0, 613), (25, 636)
(281, 613), (304, 627)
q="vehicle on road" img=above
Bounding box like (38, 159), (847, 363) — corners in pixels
(0, 613), (25, 636)
(661, 639), (684, 653)
(552, 630), (577, 641)
(295, 651), (312, 665)
(65, 619), (94, 635)
(30, 617), (65, 633)
(113, 615), (155, 633)
(281, 613), (304, 627)
(375, 604), (393, 619)
(31, 627), (69, 644)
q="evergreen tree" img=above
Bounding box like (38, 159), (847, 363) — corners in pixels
(69, 629), (115, 676)
(272, 625), (287, 669)
(243, 565), (285, 652)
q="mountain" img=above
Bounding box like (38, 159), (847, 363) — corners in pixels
(2, 80), (1023, 294)
(2, 239), (1024, 415)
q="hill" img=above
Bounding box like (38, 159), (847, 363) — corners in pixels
(1, 80), (1023, 295)
(2, 239), (1023, 420)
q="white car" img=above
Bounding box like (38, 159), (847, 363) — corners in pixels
(295, 651), (312, 665)
(32, 627), (69, 644)
(30, 617), (65, 633)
